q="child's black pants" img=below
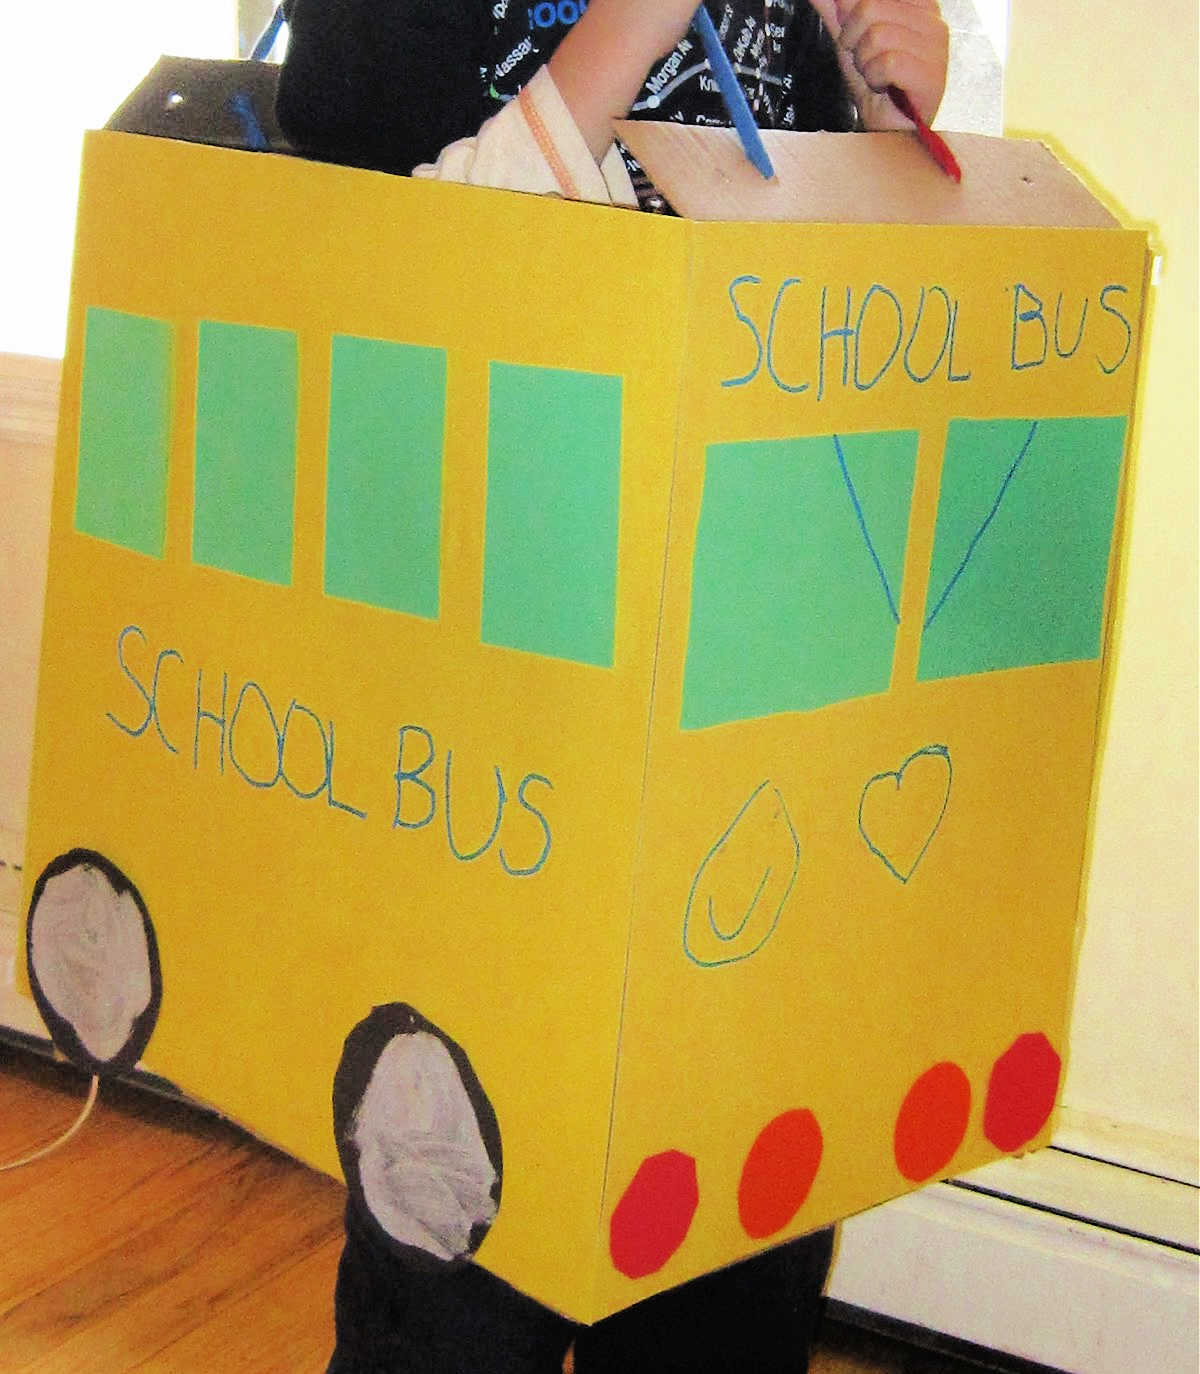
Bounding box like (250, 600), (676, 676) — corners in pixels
(328, 1202), (834, 1373)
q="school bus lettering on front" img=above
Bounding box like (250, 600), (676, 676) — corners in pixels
(721, 274), (974, 399)
(723, 272), (1137, 398)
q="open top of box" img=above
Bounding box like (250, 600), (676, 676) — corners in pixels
(617, 123), (1118, 228)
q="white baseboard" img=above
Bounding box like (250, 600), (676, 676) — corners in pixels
(1053, 1106), (1200, 1190)
(829, 1161), (1199, 1374)
(0, 823), (44, 1040)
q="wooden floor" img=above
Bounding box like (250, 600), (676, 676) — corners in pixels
(0, 1044), (345, 1372)
(0, 1043), (992, 1373)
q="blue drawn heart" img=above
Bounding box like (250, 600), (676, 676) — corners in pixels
(858, 745), (952, 883)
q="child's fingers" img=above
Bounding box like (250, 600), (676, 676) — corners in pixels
(848, 25), (948, 112)
(835, 0), (947, 55)
(837, 0), (949, 89)
(808, 0), (949, 128)
(861, 56), (947, 127)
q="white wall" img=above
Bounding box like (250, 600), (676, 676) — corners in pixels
(832, 15), (1198, 1364)
(1, 2), (239, 358)
(1006, 0), (1199, 1164)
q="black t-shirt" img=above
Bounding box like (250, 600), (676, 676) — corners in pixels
(277, 0), (853, 193)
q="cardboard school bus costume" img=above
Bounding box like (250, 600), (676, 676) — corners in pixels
(23, 114), (1147, 1322)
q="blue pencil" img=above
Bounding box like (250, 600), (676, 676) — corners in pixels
(692, 5), (775, 180)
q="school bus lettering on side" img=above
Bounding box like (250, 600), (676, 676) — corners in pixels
(106, 624), (369, 819)
(392, 724), (554, 877)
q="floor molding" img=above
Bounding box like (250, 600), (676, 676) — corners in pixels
(828, 1166), (1199, 1374)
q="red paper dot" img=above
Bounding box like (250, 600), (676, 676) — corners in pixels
(984, 1032), (1062, 1152)
(893, 1061), (972, 1182)
(738, 1109), (823, 1240)
(609, 1150), (699, 1279)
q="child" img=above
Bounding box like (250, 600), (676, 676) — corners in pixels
(277, 4), (949, 1370)
(277, 0), (949, 209)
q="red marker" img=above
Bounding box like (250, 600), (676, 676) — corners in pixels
(888, 85), (962, 183)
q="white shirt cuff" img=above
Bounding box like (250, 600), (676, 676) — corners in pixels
(412, 67), (638, 208)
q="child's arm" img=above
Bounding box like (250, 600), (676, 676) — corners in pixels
(546, 0), (703, 160)
(807, 0), (950, 129)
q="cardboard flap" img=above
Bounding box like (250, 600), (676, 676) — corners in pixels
(614, 125), (1119, 229)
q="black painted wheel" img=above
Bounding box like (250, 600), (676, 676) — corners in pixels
(26, 849), (162, 1076)
(333, 1003), (502, 1268)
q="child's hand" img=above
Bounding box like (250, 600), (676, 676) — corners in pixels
(807, 0), (950, 130)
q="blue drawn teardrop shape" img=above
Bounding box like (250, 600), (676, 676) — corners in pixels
(683, 782), (801, 968)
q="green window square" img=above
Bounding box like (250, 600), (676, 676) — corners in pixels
(682, 430), (918, 730)
(482, 363), (622, 667)
(325, 336), (445, 618)
(194, 321), (297, 586)
(75, 307), (172, 557)
(919, 416), (1127, 681)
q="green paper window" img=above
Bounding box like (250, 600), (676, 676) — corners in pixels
(325, 336), (446, 619)
(682, 430), (918, 729)
(194, 320), (298, 586)
(918, 415), (1127, 681)
(482, 363), (622, 667)
(75, 307), (173, 558)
